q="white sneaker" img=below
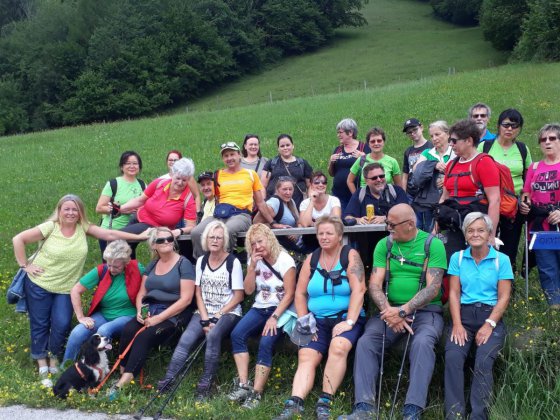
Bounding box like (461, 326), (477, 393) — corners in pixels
(40, 373), (53, 388)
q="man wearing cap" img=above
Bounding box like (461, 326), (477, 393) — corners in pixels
(196, 171), (216, 223)
(191, 142), (274, 258)
(468, 102), (496, 142)
(401, 119), (432, 201)
(340, 204), (446, 420)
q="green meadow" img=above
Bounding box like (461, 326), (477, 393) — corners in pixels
(1, 62), (560, 418)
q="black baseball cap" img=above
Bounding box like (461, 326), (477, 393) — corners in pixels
(197, 171), (214, 182)
(403, 118), (422, 132)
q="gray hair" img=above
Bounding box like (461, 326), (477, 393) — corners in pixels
(468, 103), (491, 118)
(429, 120), (449, 134)
(336, 118), (358, 139)
(103, 240), (132, 263)
(538, 123), (560, 142)
(148, 227), (178, 257)
(462, 212), (493, 236)
(201, 220), (229, 253)
(171, 157), (195, 178)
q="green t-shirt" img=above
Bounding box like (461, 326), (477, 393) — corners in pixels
(349, 154), (401, 187)
(477, 141), (532, 195)
(373, 230), (447, 306)
(80, 263), (145, 320)
(100, 177), (145, 229)
(420, 146), (454, 163)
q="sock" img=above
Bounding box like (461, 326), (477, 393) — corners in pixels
(39, 366), (49, 375)
(318, 392), (333, 405)
(290, 396), (304, 406)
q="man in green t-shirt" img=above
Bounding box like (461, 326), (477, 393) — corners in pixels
(340, 204), (447, 419)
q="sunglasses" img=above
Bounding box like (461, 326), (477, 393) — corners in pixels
(365, 174), (386, 181)
(500, 122), (520, 129)
(369, 139), (384, 144)
(539, 135), (559, 143)
(313, 180), (327, 185)
(449, 137), (466, 145)
(471, 113), (487, 118)
(154, 236), (174, 245)
(385, 219), (411, 229)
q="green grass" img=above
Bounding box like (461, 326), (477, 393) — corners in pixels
(182, 0), (507, 112)
(1, 63), (560, 418)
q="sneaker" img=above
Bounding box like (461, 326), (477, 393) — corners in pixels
(402, 404), (423, 420)
(241, 390), (261, 409)
(337, 406), (376, 420)
(49, 366), (59, 375)
(227, 379), (253, 402)
(273, 399), (304, 420)
(106, 386), (120, 402)
(195, 385), (211, 402)
(157, 378), (172, 393)
(315, 398), (331, 420)
(39, 372), (53, 388)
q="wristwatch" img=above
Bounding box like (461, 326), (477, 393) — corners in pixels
(398, 307), (407, 318)
(271, 313), (279, 320)
(485, 318), (497, 329)
(346, 319), (355, 327)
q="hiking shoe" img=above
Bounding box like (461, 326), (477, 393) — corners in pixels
(48, 366), (59, 375)
(241, 390), (262, 409)
(403, 404), (423, 420)
(337, 407), (377, 420)
(106, 386), (120, 402)
(157, 378), (172, 393)
(273, 399), (304, 420)
(195, 384), (212, 402)
(227, 379), (253, 402)
(39, 372), (53, 388)
(315, 398), (331, 420)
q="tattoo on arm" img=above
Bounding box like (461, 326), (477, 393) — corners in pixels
(348, 255), (365, 282)
(407, 268), (444, 312)
(368, 268), (389, 310)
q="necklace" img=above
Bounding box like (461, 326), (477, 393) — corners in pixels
(394, 231), (419, 266)
(321, 246), (341, 272)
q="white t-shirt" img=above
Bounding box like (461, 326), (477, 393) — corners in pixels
(195, 255), (244, 316)
(266, 196), (297, 226)
(299, 195), (341, 221)
(249, 251), (296, 308)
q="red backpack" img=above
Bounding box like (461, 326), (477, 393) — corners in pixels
(445, 153), (518, 220)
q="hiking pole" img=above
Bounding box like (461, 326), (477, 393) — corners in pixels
(376, 240), (392, 420)
(108, 198), (115, 230)
(524, 219), (529, 301)
(151, 338), (207, 420)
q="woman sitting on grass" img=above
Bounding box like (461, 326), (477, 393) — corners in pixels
(228, 224), (296, 410)
(62, 240), (144, 364)
(12, 194), (148, 387)
(157, 221), (244, 400)
(445, 212), (512, 419)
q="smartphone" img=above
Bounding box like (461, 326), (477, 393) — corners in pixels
(141, 304), (150, 319)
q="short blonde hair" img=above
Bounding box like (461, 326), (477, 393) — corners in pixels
(315, 215), (344, 238)
(103, 240), (132, 263)
(245, 223), (282, 262)
(147, 227), (178, 258)
(201, 221), (229, 253)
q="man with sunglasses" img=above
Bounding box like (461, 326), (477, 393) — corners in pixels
(191, 142), (274, 259)
(340, 204), (446, 420)
(343, 163), (407, 273)
(469, 102), (496, 142)
(401, 119), (432, 201)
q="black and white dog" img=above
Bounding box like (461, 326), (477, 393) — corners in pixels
(54, 334), (112, 398)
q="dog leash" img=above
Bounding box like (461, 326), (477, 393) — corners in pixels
(90, 325), (148, 395)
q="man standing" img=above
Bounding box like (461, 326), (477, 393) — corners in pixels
(469, 102), (496, 142)
(339, 204), (447, 420)
(401, 119), (432, 201)
(191, 142), (273, 258)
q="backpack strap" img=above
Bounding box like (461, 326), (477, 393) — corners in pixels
(109, 178), (118, 201)
(138, 179), (147, 191)
(383, 184), (397, 203)
(309, 244), (352, 284)
(358, 186), (367, 204)
(213, 169), (221, 201)
(271, 195), (285, 223)
(309, 248), (322, 280)
(201, 252), (235, 289)
(515, 141), (528, 181)
(482, 140), (493, 155)
(262, 258), (283, 284)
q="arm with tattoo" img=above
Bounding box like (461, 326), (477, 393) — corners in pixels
(403, 267), (444, 314)
(368, 266), (390, 311)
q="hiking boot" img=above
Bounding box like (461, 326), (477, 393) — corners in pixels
(315, 398), (331, 420)
(402, 404), (423, 420)
(337, 402), (377, 419)
(157, 378), (172, 393)
(273, 399), (304, 420)
(241, 390), (262, 409)
(195, 384), (212, 402)
(227, 379), (253, 402)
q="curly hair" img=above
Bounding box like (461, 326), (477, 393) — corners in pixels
(245, 223), (283, 262)
(103, 240), (132, 263)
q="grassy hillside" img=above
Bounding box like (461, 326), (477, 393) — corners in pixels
(1, 63), (560, 418)
(183, 0), (507, 112)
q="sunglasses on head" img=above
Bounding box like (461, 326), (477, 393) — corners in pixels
(154, 236), (174, 245)
(365, 174), (386, 181)
(500, 122), (520, 129)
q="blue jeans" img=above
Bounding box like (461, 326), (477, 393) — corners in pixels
(534, 249), (560, 305)
(63, 312), (134, 363)
(231, 307), (282, 367)
(24, 276), (73, 361)
(415, 208), (434, 232)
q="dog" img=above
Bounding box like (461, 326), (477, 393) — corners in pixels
(53, 334), (112, 398)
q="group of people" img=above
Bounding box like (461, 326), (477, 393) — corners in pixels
(11, 103), (560, 419)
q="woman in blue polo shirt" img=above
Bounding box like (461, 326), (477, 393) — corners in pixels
(444, 212), (513, 420)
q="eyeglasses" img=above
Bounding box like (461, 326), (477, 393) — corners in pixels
(500, 122), (520, 129)
(449, 137), (466, 145)
(124, 162), (139, 166)
(405, 127), (419, 135)
(208, 235), (224, 242)
(313, 180), (327, 185)
(167, 158), (179, 163)
(154, 236), (174, 244)
(539, 135), (559, 143)
(385, 219), (411, 229)
(369, 139), (384, 144)
(365, 174), (386, 181)
(471, 113), (488, 119)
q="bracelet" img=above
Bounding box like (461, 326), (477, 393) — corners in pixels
(271, 313), (279, 321)
(179, 228), (185, 235)
(485, 318), (496, 329)
(200, 319), (210, 327)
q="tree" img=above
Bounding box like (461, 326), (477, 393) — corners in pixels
(430, 0), (483, 25)
(480, 0), (528, 51)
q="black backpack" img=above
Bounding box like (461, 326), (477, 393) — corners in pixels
(108, 177), (147, 201)
(200, 252), (237, 289)
(309, 245), (352, 293)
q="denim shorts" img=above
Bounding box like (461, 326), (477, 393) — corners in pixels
(303, 315), (366, 355)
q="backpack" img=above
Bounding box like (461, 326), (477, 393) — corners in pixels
(482, 140), (528, 181)
(333, 141), (366, 156)
(358, 184), (397, 205)
(445, 153), (518, 220)
(108, 177), (147, 201)
(309, 245), (352, 293)
(200, 252), (237, 289)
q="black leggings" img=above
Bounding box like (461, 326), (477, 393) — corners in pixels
(498, 213), (525, 273)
